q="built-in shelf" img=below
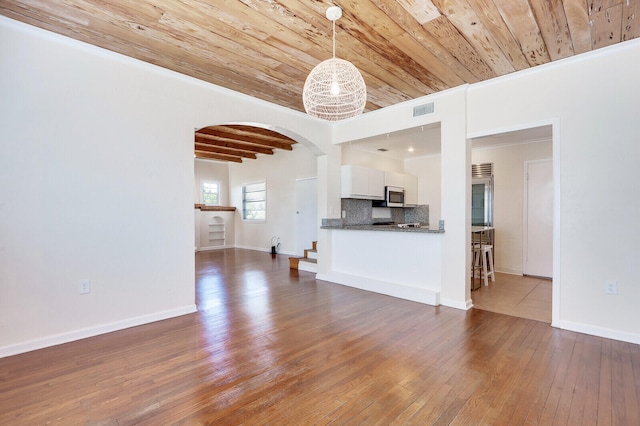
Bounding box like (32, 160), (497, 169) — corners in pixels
(195, 204), (236, 212)
(208, 218), (225, 246)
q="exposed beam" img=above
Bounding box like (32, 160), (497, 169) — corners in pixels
(194, 143), (258, 159)
(197, 128), (295, 151)
(216, 125), (297, 143)
(195, 151), (243, 163)
(195, 135), (275, 155)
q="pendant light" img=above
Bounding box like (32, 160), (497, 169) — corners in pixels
(303, 6), (367, 121)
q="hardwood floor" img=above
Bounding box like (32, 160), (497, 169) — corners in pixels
(472, 273), (552, 323)
(1, 248), (638, 424)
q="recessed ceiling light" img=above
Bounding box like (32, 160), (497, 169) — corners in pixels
(408, 146), (414, 152)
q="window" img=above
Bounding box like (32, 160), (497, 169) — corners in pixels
(202, 182), (219, 205)
(243, 181), (266, 221)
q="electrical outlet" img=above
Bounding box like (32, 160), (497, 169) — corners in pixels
(79, 279), (91, 295)
(605, 280), (618, 295)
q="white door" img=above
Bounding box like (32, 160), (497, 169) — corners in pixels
(524, 160), (553, 277)
(296, 178), (318, 256)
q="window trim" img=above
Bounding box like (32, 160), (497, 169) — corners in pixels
(242, 180), (266, 222)
(201, 181), (220, 206)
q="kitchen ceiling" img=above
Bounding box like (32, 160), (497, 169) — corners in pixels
(346, 124), (552, 160)
(2, 1), (637, 161)
(347, 123), (442, 160)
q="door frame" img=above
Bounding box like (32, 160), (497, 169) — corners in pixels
(468, 120), (560, 328)
(295, 177), (318, 257)
(523, 159), (553, 278)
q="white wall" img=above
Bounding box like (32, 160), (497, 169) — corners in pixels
(194, 159), (230, 205)
(228, 145), (318, 255)
(405, 155), (441, 225)
(326, 230), (442, 306)
(467, 39), (640, 343)
(341, 145), (404, 172)
(0, 17), (329, 356)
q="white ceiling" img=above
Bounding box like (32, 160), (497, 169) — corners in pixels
(345, 124), (552, 160)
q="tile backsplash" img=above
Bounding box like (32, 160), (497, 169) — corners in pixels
(340, 199), (429, 226)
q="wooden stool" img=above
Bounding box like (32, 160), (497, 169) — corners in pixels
(474, 244), (495, 286)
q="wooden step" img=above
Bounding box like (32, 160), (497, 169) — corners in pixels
(288, 257), (300, 269)
(289, 241), (319, 271)
(298, 258), (317, 273)
(304, 249), (318, 260)
(289, 257), (317, 273)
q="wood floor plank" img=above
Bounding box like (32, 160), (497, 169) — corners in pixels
(618, 341), (640, 424)
(0, 248), (638, 424)
(571, 335), (603, 425)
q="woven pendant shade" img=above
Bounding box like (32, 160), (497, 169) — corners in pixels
(303, 58), (367, 121)
(303, 6), (367, 121)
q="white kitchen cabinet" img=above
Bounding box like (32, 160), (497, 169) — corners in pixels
(404, 173), (418, 206)
(369, 168), (384, 199)
(341, 165), (384, 200)
(384, 171), (405, 188)
(384, 171), (418, 206)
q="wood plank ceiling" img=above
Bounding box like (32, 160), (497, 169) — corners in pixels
(2, 1), (638, 161)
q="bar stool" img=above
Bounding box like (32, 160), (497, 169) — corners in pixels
(473, 244), (495, 286)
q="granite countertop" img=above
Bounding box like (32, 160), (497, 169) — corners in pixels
(321, 222), (444, 233)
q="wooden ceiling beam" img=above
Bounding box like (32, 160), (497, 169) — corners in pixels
(194, 143), (258, 159)
(195, 131), (294, 151)
(195, 135), (275, 155)
(194, 124), (297, 163)
(195, 151), (243, 163)
(216, 125), (296, 142)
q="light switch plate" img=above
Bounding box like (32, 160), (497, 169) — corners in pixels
(79, 279), (91, 295)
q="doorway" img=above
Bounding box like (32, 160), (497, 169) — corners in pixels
(524, 159), (553, 278)
(295, 177), (318, 256)
(470, 126), (553, 322)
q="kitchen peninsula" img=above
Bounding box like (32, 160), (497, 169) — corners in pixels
(318, 199), (444, 306)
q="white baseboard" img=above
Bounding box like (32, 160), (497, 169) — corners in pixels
(197, 245), (233, 251)
(556, 319), (640, 345)
(316, 272), (440, 306)
(441, 297), (474, 310)
(494, 267), (522, 275)
(276, 249), (296, 256)
(0, 305), (197, 358)
(233, 245), (296, 256)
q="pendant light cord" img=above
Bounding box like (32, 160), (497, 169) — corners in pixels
(332, 19), (336, 59)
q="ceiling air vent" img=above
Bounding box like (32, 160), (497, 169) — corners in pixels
(472, 163), (493, 178)
(413, 102), (434, 117)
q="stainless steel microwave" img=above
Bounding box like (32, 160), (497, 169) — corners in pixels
(373, 186), (405, 208)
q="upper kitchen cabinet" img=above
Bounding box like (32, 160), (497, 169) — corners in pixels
(384, 171), (418, 206)
(384, 171), (405, 188)
(404, 174), (418, 206)
(341, 165), (384, 200)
